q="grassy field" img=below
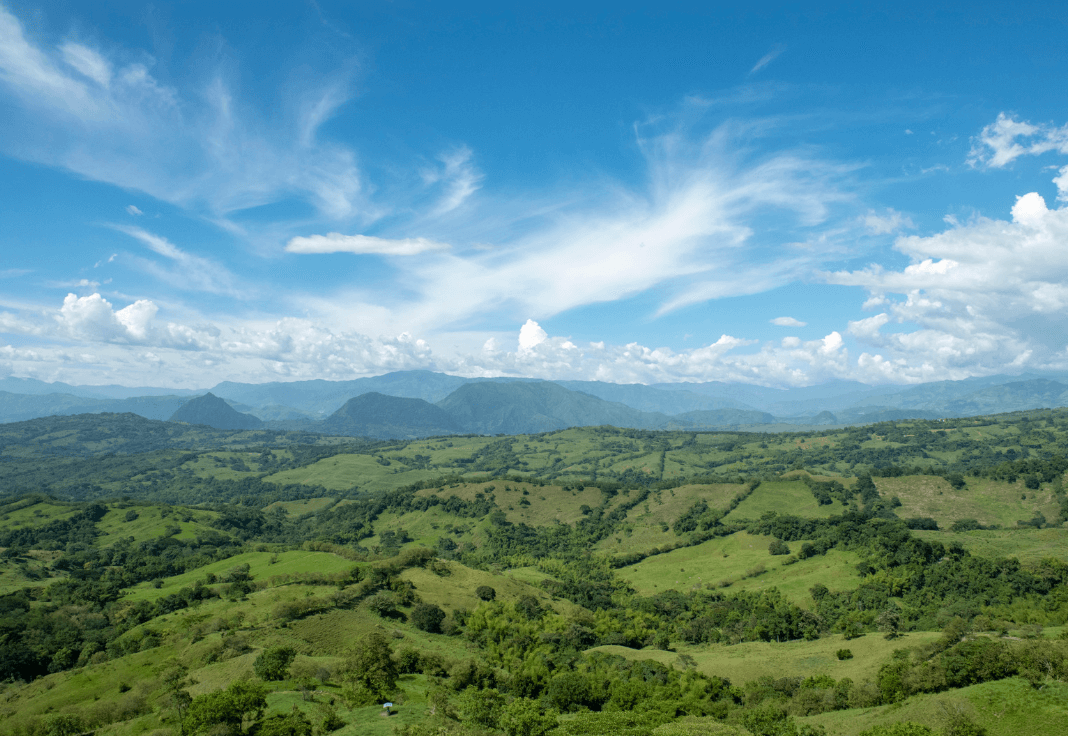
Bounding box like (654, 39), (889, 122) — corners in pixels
(594, 483), (746, 554)
(123, 549), (356, 602)
(617, 531), (862, 604)
(723, 480), (850, 522)
(265, 452), (442, 491)
(262, 496), (342, 517)
(0, 496), (81, 528)
(591, 630), (943, 685)
(799, 677), (1068, 736)
(914, 526), (1068, 565)
(94, 504), (223, 547)
(400, 558), (579, 616)
(876, 475), (1063, 529)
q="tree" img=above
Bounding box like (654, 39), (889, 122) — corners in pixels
(341, 633), (398, 705)
(876, 609), (901, 640)
(499, 697), (558, 736)
(460, 687), (505, 727)
(254, 646), (297, 681)
(185, 680), (267, 735)
(253, 708), (314, 736)
(475, 585), (496, 601)
(769, 539), (791, 556)
(411, 602), (446, 633)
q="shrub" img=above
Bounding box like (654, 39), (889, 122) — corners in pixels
(836, 649), (854, 660)
(768, 539), (791, 556)
(475, 585), (497, 601)
(254, 646), (297, 681)
(411, 602), (446, 633)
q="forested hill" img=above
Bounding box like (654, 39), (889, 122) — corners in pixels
(1, 405), (1068, 736)
(0, 412), (356, 458)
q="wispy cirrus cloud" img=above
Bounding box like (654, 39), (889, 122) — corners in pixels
(0, 5), (367, 227)
(111, 225), (244, 296)
(288, 111), (861, 337)
(750, 44), (786, 75)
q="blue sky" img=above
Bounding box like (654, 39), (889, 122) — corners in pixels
(3, 2), (1068, 388)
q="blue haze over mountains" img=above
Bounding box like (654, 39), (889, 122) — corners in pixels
(4, 372), (1068, 438)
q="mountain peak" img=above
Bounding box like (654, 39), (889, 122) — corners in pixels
(168, 393), (263, 430)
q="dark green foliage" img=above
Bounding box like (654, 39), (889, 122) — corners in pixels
(836, 649), (853, 660)
(253, 708), (313, 736)
(341, 633), (399, 704)
(475, 585), (496, 601)
(185, 680), (267, 735)
(253, 646), (296, 681)
(768, 539), (791, 556)
(411, 602), (446, 633)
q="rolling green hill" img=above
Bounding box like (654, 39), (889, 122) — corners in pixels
(1, 407), (1068, 736)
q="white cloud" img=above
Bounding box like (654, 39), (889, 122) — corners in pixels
(60, 42), (111, 87)
(518, 319), (548, 353)
(0, 6), (367, 228)
(968, 113), (1068, 168)
(862, 208), (914, 234)
(285, 233), (450, 256)
(770, 316), (806, 327)
(421, 146), (483, 215)
(826, 190), (1068, 377)
(126, 205), (142, 216)
(113, 226), (242, 295)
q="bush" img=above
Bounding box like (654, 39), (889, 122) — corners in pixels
(254, 646), (297, 681)
(768, 539), (791, 556)
(475, 585), (497, 601)
(411, 602), (446, 633)
(836, 649), (854, 660)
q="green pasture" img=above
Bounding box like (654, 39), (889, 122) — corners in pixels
(399, 558), (577, 617)
(0, 497), (81, 528)
(617, 531), (862, 604)
(595, 482), (748, 554)
(416, 480), (605, 527)
(265, 452), (440, 491)
(800, 677), (1068, 736)
(723, 481), (850, 522)
(94, 504), (222, 547)
(263, 496), (341, 517)
(0, 549), (64, 594)
(123, 549), (355, 602)
(368, 507), (489, 552)
(914, 526), (1068, 565)
(877, 474), (1063, 529)
(592, 629), (942, 686)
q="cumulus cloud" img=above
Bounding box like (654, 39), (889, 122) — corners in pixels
(827, 190), (1068, 376)
(770, 316), (806, 327)
(518, 319), (548, 353)
(285, 233), (450, 256)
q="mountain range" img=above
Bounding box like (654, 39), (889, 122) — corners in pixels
(3, 371), (1068, 438)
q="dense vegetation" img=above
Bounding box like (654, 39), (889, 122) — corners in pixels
(1, 408), (1067, 735)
